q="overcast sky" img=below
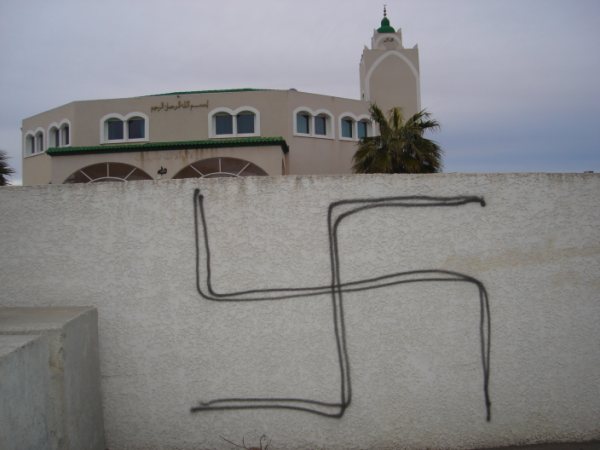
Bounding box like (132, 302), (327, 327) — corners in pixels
(1, 0), (599, 184)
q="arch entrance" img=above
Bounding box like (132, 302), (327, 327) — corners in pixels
(64, 162), (152, 183)
(173, 157), (267, 179)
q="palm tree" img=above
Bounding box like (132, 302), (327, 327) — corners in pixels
(0, 150), (15, 186)
(352, 104), (442, 174)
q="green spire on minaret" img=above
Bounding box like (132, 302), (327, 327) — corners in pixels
(377, 5), (396, 33)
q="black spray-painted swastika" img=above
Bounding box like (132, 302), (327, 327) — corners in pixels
(191, 189), (491, 421)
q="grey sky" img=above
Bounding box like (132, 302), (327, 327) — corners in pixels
(1, 0), (599, 184)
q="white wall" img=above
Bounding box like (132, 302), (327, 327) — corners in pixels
(0, 174), (598, 449)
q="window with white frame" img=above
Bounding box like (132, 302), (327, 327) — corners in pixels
(50, 126), (60, 147)
(107, 118), (124, 140)
(101, 113), (148, 143)
(236, 111), (255, 134)
(215, 113), (233, 135)
(293, 108), (334, 138)
(357, 119), (370, 139)
(47, 120), (71, 148)
(296, 111), (311, 134)
(127, 116), (145, 139)
(339, 114), (371, 140)
(209, 107), (259, 138)
(60, 123), (70, 145)
(35, 130), (44, 153)
(25, 134), (35, 155)
(314, 114), (328, 136)
(341, 117), (354, 138)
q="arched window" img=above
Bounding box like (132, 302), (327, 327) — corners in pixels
(341, 117), (354, 138)
(48, 120), (71, 147)
(215, 113), (233, 135)
(50, 126), (60, 147)
(35, 130), (44, 153)
(25, 134), (35, 155)
(339, 113), (371, 140)
(60, 122), (70, 146)
(63, 162), (153, 184)
(314, 113), (329, 136)
(293, 107), (334, 138)
(106, 118), (124, 141)
(127, 116), (145, 140)
(296, 111), (311, 134)
(209, 107), (259, 138)
(357, 119), (370, 139)
(236, 111), (255, 134)
(101, 113), (148, 143)
(172, 157), (268, 179)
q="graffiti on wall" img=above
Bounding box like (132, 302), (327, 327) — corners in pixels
(190, 189), (492, 421)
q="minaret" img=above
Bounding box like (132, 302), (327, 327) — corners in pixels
(359, 7), (421, 116)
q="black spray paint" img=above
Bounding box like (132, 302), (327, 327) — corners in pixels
(191, 189), (491, 421)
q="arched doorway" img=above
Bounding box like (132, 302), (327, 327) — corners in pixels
(172, 157), (267, 179)
(64, 162), (153, 183)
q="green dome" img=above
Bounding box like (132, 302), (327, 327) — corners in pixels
(377, 12), (396, 33)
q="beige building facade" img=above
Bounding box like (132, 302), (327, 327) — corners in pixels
(22, 11), (420, 185)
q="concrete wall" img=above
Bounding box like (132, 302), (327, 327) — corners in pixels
(0, 334), (50, 450)
(0, 307), (105, 450)
(0, 174), (598, 449)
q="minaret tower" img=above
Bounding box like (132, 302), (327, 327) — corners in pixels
(359, 7), (421, 116)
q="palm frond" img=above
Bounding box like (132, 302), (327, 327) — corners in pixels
(0, 150), (15, 186)
(352, 105), (442, 174)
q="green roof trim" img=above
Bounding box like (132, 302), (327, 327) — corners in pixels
(47, 137), (289, 156)
(151, 88), (270, 97)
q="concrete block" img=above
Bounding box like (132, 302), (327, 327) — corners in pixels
(0, 334), (51, 450)
(0, 307), (105, 450)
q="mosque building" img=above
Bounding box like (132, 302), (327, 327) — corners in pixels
(21, 10), (419, 185)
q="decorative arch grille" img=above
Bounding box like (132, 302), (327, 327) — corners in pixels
(64, 162), (153, 184)
(172, 157), (267, 179)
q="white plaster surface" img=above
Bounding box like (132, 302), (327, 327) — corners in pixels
(0, 334), (50, 450)
(0, 174), (599, 449)
(0, 307), (105, 450)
